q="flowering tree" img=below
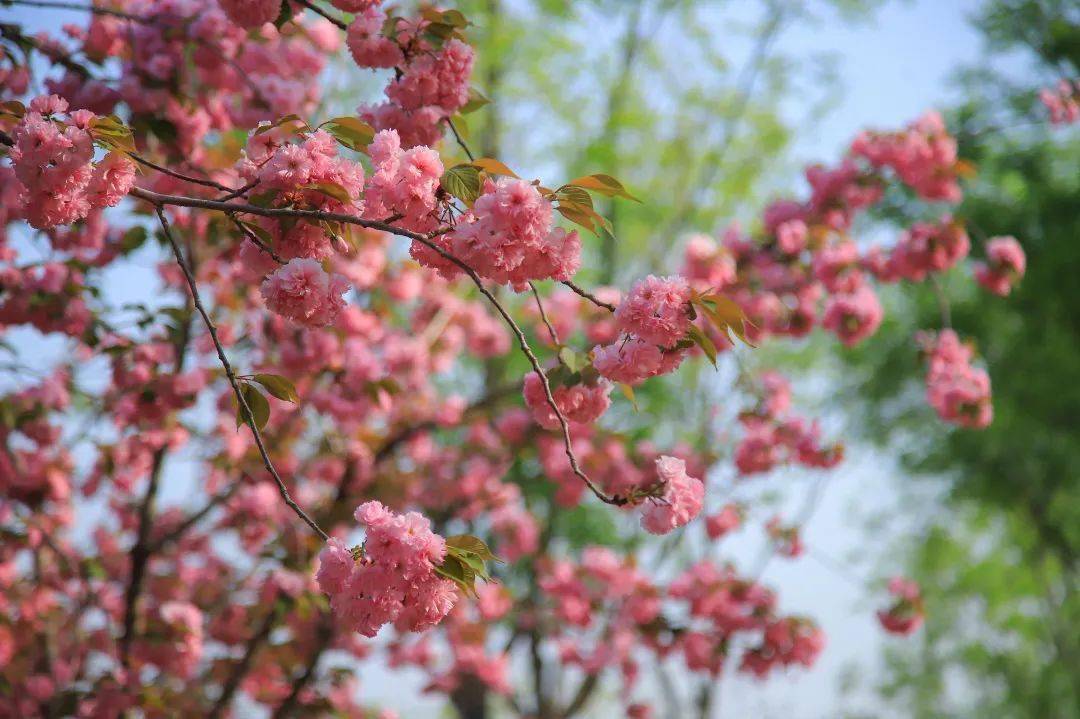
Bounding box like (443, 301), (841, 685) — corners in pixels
(0, 1), (1052, 717)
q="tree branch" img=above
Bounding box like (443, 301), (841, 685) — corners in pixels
(153, 204), (329, 541)
(131, 187), (627, 507)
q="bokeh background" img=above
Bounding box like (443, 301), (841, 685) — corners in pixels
(3, 0), (1078, 717)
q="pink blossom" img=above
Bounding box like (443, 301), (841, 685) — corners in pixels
(973, 235), (1026, 296)
(640, 456), (704, 535)
(261, 258), (350, 327)
(705, 503), (742, 540)
(822, 285), (883, 347)
(522, 371), (611, 429)
(614, 275), (692, 349)
(219, 0), (281, 28)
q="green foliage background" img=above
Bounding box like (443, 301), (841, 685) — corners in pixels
(835, 2), (1080, 716)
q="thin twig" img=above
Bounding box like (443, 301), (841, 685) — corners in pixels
(153, 204), (329, 541)
(529, 281), (561, 347)
(446, 116), (476, 161)
(226, 213), (285, 265)
(129, 153), (234, 193)
(293, 0), (348, 31)
(561, 279), (617, 312)
(147, 483), (241, 553)
(207, 600), (281, 719)
(131, 188), (624, 506)
(271, 615), (334, 719)
(2, 0), (147, 22)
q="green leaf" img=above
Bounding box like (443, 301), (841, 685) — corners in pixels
(460, 88), (491, 115)
(239, 220), (273, 246)
(619, 383), (639, 411)
(433, 554), (477, 596)
(273, 0), (291, 29)
(302, 182), (353, 204)
(254, 114), (308, 136)
(249, 189), (281, 208)
(557, 185), (594, 209)
(237, 383), (271, 431)
(555, 198), (612, 235)
(693, 293), (755, 347)
(470, 157), (518, 178)
(445, 534), (501, 562)
(119, 226), (148, 253)
(0, 100), (25, 120)
(88, 116), (136, 153)
(251, 373), (299, 403)
(321, 116), (376, 152)
(687, 324), (718, 367)
(567, 173), (641, 202)
(440, 164), (482, 204)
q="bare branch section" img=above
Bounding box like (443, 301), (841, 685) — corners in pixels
(151, 204), (330, 541)
(529, 281), (561, 347)
(130, 188), (627, 506)
(561, 280), (617, 313)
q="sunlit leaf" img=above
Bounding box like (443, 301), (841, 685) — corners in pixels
(302, 182), (353, 204)
(441, 163), (482, 204)
(567, 173), (641, 202)
(237, 383), (271, 431)
(687, 324), (718, 367)
(460, 88), (491, 115)
(470, 157), (518, 178)
(321, 116), (376, 152)
(251, 373), (299, 403)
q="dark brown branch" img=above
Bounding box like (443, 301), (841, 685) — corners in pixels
(561, 280), (617, 313)
(119, 292), (194, 665)
(226, 214), (285, 265)
(2, 0), (146, 21)
(147, 483), (240, 554)
(560, 673), (599, 719)
(446, 116), (476, 161)
(529, 281), (561, 347)
(293, 0), (348, 31)
(153, 204), (329, 540)
(207, 601), (281, 719)
(271, 615), (334, 719)
(129, 153), (234, 193)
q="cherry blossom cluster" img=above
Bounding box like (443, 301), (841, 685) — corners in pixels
(734, 371), (843, 477)
(921, 329), (993, 429)
(316, 501), (459, 637)
(344, 0), (476, 147)
(538, 547), (661, 702)
(0, 0), (1037, 713)
(639, 455), (705, 534)
(592, 275), (692, 385)
(7, 96), (135, 229)
(973, 235), (1026, 296)
(676, 112), (1015, 431)
(72, 0), (338, 133)
(522, 371), (611, 429)
(668, 560), (823, 678)
(423, 178), (582, 288)
(261, 258), (350, 327)
(850, 110), (963, 202)
(876, 576), (924, 635)
(237, 124), (366, 259)
(872, 217), (971, 282)
(1039, 78), (1080, 125)
(764, 516), (805, 558)
(705, 502), (743, 540)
